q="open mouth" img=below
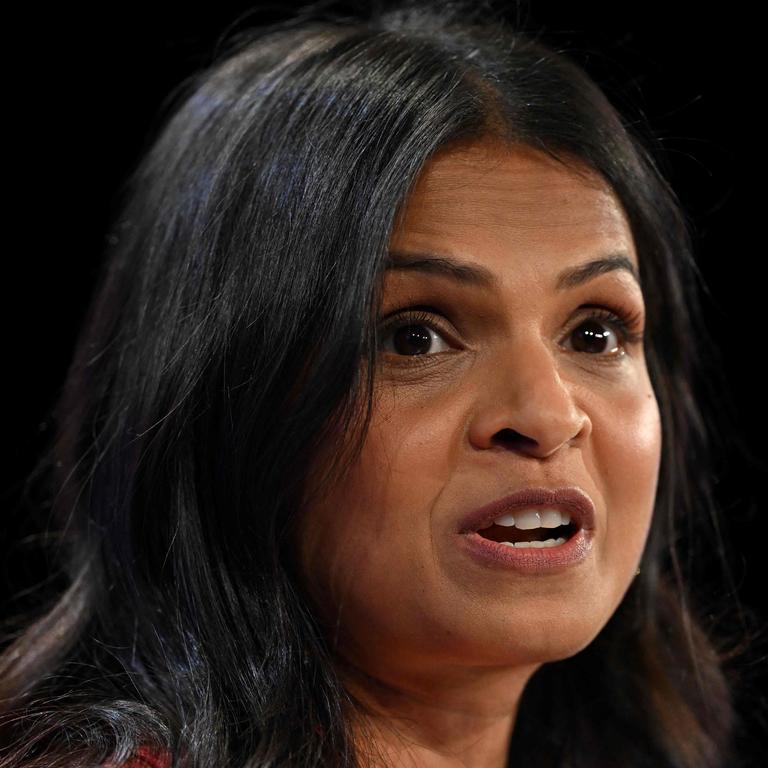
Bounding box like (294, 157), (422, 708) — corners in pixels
(475, 521), (579, 546)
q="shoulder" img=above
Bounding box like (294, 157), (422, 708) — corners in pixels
(103, 745), (172, 768)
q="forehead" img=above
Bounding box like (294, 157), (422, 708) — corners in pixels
(390, 140), (637, 274)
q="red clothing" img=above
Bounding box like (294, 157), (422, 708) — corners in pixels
(104, 745), (171, 768)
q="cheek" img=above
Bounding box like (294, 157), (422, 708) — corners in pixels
(591, 382), (662, 584)
(294, 389), (457, 639)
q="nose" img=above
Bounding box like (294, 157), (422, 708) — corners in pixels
(467, 338), (591, 459)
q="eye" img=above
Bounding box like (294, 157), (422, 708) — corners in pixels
(377, 303), (645, 362)
(562, 305), (645, 361)
(378, 308), (453, 357)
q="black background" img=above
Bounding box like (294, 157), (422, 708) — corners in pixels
(4, 0), (766, 756)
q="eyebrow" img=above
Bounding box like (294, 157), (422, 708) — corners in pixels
(384, 250), (641, 292)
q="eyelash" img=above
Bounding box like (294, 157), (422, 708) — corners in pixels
(377, 304), (645, 366)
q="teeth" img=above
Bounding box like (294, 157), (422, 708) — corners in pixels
(500, 537), (567, 548)
(492, 508), (572, 529)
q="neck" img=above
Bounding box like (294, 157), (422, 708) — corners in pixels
(338, 656), (539, 768)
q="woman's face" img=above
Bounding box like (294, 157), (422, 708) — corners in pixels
(294, 139), (661, 705)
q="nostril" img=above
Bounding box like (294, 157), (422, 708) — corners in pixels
(493, 429), (536, 450)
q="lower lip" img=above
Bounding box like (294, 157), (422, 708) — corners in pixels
(455, 527), (594, 574)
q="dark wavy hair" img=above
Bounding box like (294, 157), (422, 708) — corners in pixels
(1, 1), (762, 766)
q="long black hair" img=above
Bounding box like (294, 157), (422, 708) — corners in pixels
(1, 1), (761, 766)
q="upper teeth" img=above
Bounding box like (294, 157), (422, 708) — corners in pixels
(489, 508), (572, 530)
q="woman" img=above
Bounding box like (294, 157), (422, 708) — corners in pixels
(0, 1), (759, 766)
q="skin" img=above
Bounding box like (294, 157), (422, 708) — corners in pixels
(293, 138), (662, 767)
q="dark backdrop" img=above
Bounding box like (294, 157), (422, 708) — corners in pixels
(4, 0), (765, 756)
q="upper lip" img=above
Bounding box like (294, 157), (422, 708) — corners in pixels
(457, 486), (596, 534)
